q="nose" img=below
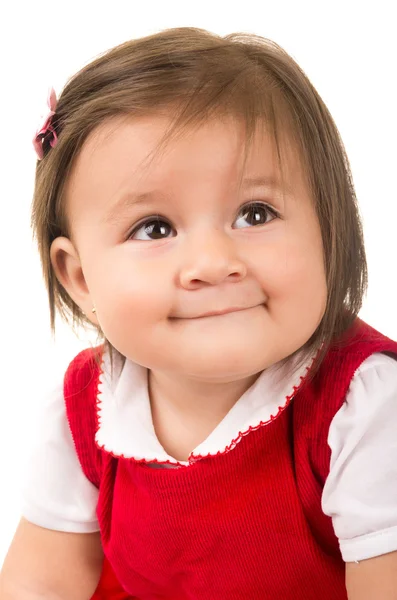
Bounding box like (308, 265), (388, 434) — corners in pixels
(178, 230), (247, 289)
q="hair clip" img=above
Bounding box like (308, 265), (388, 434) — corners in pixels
(33, 87), (58, 160)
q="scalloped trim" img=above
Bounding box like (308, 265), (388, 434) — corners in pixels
(95, 348), (106, 449)
(190, 348), (319, 463)
(95, 352), (190, 467)
(94, 348), (319, 468)
(189, 361), (314, 463)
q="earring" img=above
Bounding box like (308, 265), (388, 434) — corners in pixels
(92, 307), (96, 314)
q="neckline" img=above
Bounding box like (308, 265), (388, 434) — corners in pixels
(95, 348), (318, 467)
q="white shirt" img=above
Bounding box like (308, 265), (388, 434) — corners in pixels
(21, 350), (397, 563)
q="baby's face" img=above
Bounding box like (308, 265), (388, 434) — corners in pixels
(55, 114), (327, 382)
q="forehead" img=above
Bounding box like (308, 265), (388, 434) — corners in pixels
(65, 113), (300, 223)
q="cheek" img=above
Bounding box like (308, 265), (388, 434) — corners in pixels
(86, 253), (172, 324)
(275, 250), (325, 293)
(255, 229), (327, 308)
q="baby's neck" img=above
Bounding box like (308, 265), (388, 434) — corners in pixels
(148, 370), (259, 462)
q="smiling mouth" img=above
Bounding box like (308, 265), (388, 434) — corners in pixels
(179, 305), (262, 320)
(195, 307), (251, 318)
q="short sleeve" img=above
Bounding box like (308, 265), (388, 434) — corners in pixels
(21, 379), (100, 533)
(322, 352), (397, 562)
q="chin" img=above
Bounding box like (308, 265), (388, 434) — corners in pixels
(175, 351), (268, 382)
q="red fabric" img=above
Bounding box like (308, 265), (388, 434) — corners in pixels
(91, 559), (132, 600)
(64, 319), (397, 600)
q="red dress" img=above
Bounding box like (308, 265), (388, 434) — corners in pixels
(63, 318), (397, 599)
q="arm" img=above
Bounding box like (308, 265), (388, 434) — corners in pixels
(0, 517), (103, 600)
(346, 552), (397, 600)
(322, 354), (397, 597)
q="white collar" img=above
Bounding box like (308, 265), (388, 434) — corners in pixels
(96, 348), (316, 466)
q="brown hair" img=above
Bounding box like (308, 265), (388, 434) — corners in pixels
(31, 26), (367, 377)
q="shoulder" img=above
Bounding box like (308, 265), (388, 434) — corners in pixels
(337, 351), (397, 428)
(322, 319), (397, 381)
(63, 345), (104, 386)
(21, 378), (100, 532)
(352, 350), (397, 381)
(300, 321), (397, 434)
(64, 345), (104, 395)
(325, 351), (397, 463)
(322, 352), (397, 562)
(62, 345), (107, 488)
(326, 350), (397, 474)
(67, 345), (104, 369)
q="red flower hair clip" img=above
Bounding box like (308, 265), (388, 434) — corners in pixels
(33, 87), (58, 160)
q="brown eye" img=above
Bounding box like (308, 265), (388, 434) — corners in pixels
(130, 218), (175, 241)
(234, 202), (278, 229)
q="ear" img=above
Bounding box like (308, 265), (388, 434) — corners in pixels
(50, 236), (96, 324)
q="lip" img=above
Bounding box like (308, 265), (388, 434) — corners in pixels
(188, 305), (261, 319)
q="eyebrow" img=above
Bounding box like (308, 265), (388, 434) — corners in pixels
(103, 175), (287, 225)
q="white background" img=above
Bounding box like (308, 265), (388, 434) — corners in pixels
(0, 0), (396, 566)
